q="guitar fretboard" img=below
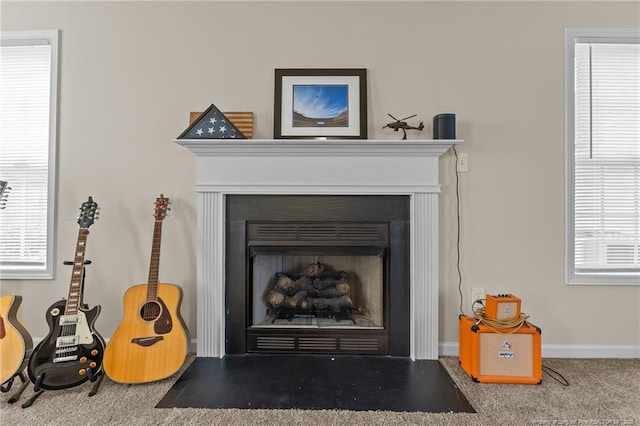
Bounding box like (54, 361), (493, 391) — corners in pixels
(66, 228), (89, 315)
(146, 219), (163, 302)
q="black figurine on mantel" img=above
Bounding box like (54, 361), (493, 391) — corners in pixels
(383, 113), (424, 140)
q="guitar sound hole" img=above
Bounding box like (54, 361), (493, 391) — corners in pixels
(140, 302), (161, 321)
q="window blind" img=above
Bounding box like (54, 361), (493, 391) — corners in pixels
(573, 42), (640, 274)
(0, 33), (56, 277)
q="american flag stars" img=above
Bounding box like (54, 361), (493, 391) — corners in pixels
(177, 103), (246, 139)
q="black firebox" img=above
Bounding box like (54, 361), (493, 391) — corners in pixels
(225, 195), (410, 356)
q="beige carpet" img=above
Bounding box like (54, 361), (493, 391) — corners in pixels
(1, 355), (638, 425)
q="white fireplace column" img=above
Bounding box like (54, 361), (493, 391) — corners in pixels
(176, 139), (461, 360)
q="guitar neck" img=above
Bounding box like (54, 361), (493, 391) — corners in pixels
(146, 219), (163, 301)
(66, 228), (89, 315)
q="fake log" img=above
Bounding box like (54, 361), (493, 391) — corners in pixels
(299, 298), (313, 310)
(318, 287), (346, 298)
(275, 274), (298, 296)
(293, 276), (318, 296)
(311, 271), (348, 290)
(329, 295), (354, 310)
(302, 262), (325, 277)
(285, 291), (308, 308)
(336, 281), (350, 294)
(311, 295), (353, 311)
(267, 263), (353, 312)
(267, 289), (285, 307)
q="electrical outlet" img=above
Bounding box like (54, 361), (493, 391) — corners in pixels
(457, 152), (469, 173)
(471, 287), (485, 305)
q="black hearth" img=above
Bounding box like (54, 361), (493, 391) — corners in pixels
(225, 195), (410, 356)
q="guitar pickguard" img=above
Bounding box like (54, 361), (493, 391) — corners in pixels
(154, 298), (173, 335)
(57, 312), (94, 345)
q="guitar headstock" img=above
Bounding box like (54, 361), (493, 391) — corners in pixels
(154, 194), (171, 221)
(0, 180), (10, 209)
(78, 196), (99, 228)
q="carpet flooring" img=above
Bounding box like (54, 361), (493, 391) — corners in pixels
(1, 356), (638, 425)
(156, 354), (475, 413)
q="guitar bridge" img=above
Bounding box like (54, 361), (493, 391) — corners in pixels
(131, 336), (164, 347)
(54, 355), (78, 363)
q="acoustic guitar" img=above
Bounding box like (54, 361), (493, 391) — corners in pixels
(27, 197), (106, 390)
(0, 295), (34, 387)
(104, 194), (189, 384)
(0, 181), (34, 386)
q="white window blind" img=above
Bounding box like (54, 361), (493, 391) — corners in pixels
(0, 30), (58, 279)
(566, 28), (640, 285)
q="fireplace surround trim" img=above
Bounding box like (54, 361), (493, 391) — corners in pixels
(177, 138), (462, 360)
(177, 138), (459, 157)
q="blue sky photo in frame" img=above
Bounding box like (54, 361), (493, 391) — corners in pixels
(274, 68), (367, 139)
(292, 84), (348, 127)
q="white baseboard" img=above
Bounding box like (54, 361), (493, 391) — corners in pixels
(31, 338), (638, 359)
(439, 341), (640, 358)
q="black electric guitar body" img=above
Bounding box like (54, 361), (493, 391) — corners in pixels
(27, 300), (104, 390)
(27, 197), (105, 391)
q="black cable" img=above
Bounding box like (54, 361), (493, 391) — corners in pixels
(542, 365), (570, 386)
(450, 150), (564, 385)
(452, 146), (464, 316)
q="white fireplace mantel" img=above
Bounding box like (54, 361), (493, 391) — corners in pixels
(176, 138), (461, 360)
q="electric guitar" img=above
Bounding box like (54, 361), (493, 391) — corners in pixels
(104, 194), (189, 384)
(27, 197), (105, 390)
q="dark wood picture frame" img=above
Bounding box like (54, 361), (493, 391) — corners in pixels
(274, 68), (367, 139)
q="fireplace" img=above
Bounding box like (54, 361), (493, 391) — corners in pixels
(174, 138), (461, 360)
(225, 195), (409, 355)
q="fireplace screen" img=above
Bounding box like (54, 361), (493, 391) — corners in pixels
(244, 221), (392, 354)
(251, 255), (384, 330)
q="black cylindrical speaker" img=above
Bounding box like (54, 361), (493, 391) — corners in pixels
(433, 113), (456, 139)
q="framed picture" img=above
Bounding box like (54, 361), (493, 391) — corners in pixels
(274, 68), (367, 139)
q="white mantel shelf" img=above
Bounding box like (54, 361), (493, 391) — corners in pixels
(175, 138), (461, 157)
(177, 137), (462, 360)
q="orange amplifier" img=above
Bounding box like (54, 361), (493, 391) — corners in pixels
(484, 293), (521, 321)
(458, 315), (542, 384)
